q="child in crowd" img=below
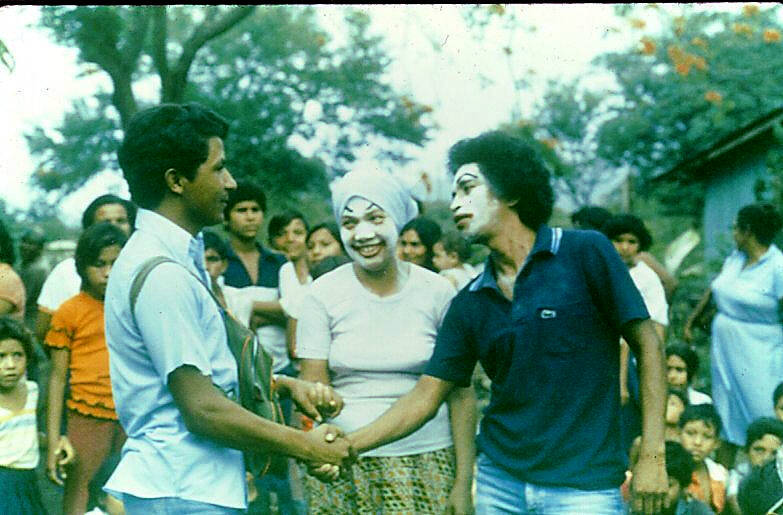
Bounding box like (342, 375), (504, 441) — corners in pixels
(666, 388), (689, 443)
(737, 449), (783, 515)
(305, 222), (344, 268)
(726, 417), (783, 514)
(663, 440), (714, 515)
(0, 317), (50, 515)
(666, 343), (712, 406)
(45, 222), (127, 515)
(774, 381), (783, 422)
(432, 230), (478, 290)
(680, 404), (728, 513)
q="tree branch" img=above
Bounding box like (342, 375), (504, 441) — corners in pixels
(164, 6), (256, 102)
(151, 7), (170, 80)
(120, 7), (152, 74)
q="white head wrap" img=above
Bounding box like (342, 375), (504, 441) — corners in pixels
(330, 168), (419, 232)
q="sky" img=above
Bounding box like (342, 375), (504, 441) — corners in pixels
(0, 4), (744, 227)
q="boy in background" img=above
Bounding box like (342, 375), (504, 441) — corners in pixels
(680, 404), (728, 513)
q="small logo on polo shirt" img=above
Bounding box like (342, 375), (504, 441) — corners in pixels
(540, 309), (557, 319)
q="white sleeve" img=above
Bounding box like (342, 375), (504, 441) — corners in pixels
(294, 291), (331, 360)
(37, 258), (81, 313)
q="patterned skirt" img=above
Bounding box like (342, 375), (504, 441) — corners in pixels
(305, 446), (456, 514)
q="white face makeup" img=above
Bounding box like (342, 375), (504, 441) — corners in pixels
(340, 197), (399, 272)
(450, 163), (502, 239)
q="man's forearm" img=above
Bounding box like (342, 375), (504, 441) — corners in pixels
(446, 386), (477, 487)
(627, 319), (666, 455)
(349, 375), (453, 453)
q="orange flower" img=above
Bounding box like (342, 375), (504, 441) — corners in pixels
(691, 37), (708, 49)
(763, 28), (781, 43)
(704, 90), (723, 104)
(667, 45), (685, 62)
(540, 138), (559, 150)
(630, 18), (646, 29)
(314, 35), (327, 47)
(691, 55), (708, 71)
(674, 16), (685, 36)
(640, 37), (656, 55)
(676, 62), (691, 76)
(488, 4), (505, 16)
(420, 105), (433, 114)
(732, 23), (754, 36)
(743, 4), (760, 16)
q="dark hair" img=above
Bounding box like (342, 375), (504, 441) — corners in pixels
(224, 179), (267, 221)
(0, 316), (35, 371)
(0, 218), (15, 265)
(118, 103), (229, 210)
(774, 381), (783, 407)
(448, 131), (554, 229)
(736, 202), (783, 246)
(571, 206), (612, 231)
(81, 194), (136, 231)
(668, 387), (689, 410)
(666, 343), (700, 384)
(203, 230), (230, 260)
(268, 211), (308, 244)
(601, 214), (653, 252)
(310, 254), (352, 280)
(679, 403), (723, 434)
(74, 222), (128, 282)
(307, 222), (342, 246)
(665, 441), (696, 488)
(400, 216), (442, 271)
(438, 230), (472, 263)
(746, 417), (783, 449)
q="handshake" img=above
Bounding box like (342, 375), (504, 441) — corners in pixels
(275, 376), (356, 482)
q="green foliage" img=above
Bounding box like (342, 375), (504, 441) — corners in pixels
(0, 38), (14, 71)
(30, 6), (432, 209)
(595, 4), (783, 215)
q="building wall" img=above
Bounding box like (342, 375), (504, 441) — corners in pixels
(702, 136), (774, 259)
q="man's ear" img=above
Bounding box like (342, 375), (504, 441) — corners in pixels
(163, 168), (185, 195)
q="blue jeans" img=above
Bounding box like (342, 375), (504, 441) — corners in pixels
(123, 494), (244, 514)
(475, 454), (625, 514)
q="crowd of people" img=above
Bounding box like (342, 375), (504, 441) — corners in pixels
(0, 101), (781, 515)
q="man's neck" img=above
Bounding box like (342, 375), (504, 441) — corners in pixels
(353, 260), (407, 297)
(488, 217), (538, 279)
(228, 232), (259, 254)
(155, 199), (201, 236)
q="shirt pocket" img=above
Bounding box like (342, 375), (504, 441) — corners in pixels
(534, 300), (598, 354)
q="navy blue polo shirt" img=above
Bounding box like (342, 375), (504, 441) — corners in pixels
(223, 242), (287, 289)
(425, 226), (649, 490)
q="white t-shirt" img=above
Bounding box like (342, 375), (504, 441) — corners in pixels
(278, 261), (312, 319)
(297, 263), (456, 457)
(37, 257), (81, 313)
(629, 260), (668, 327)
(0, 381), (39, 469)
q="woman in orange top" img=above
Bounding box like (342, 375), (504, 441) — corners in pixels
(45, 222), (127, 515)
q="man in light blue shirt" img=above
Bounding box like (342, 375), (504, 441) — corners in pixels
(104, 103), (352, 513)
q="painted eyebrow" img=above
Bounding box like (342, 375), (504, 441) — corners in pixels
(456, 173), (479, 184)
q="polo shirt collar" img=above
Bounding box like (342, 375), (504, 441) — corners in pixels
(469, 224), (562, 294)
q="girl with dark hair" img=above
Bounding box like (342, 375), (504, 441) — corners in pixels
(397, 216), (442, 271)
(45, 222), (128, 515)
(0, 316), (49, 515)
(0, 219), (25, 321)
(306, 222), (344, 267)
(684, 202), (783, 466)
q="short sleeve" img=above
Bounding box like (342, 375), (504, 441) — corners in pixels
(133, 264), (216, 380)
(772, 253), (783, 300)
(424, 295), (477, 388)
(294, 292), (332, 360)
(45, 297), (77, 350)
(0, 266), (25, 318)
(634, 264), (668, 326)
(579, 233), (649, 332)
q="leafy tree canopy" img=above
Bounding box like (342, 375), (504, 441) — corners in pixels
(28, 6), (433, 211)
